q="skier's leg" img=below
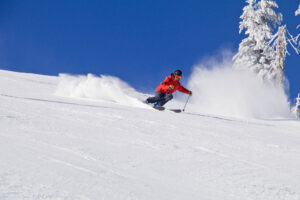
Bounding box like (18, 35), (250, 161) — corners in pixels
(146, 92), (164, 104)
(159, 93), (173, 106)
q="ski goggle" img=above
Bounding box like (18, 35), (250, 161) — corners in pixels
(175, 75), (182, 79)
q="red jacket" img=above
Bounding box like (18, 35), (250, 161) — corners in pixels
(156, 74), (189, 94)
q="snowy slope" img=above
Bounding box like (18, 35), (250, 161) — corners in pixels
(0, 70), (300, 200)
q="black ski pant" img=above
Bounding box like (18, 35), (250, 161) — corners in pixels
(146, 92), (173, 106)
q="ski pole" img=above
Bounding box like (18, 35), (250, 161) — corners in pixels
(182, 95), (190, 112)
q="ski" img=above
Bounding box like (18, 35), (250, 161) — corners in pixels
(142, 100), (182, 113)
(168, 109), (182, 113)
(152, 106), (165, 111)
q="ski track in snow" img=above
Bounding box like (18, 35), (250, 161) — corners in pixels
(0, 70), (300, 200)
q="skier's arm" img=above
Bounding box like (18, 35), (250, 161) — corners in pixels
(178, 84), (190, 95)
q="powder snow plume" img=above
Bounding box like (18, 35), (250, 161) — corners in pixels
(187, 51), (292, 119)
(55, 73), (147, 108)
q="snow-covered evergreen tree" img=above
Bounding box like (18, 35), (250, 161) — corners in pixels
(233, 0), (282, 82)
(269, 4), (300, 88)
(271, 25), (300, 88)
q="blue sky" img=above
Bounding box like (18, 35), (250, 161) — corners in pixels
(0, 0), (299, 99)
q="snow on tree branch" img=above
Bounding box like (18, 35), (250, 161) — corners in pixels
(295, 4), (300, 16)
(295, 4), (300, 45)
(286, 30), (300, 54)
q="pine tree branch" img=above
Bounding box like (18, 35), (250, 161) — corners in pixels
(286, 30), (300, 54)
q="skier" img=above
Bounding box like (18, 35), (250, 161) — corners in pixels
(145, 70), (192, 108)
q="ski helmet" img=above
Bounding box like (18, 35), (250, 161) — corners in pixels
(174, 70), (182, 76)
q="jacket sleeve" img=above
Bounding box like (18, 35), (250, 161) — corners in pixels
(177, 83), (190, 94)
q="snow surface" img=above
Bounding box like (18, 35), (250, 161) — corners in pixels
(0, 69), (300, 200)
(188, 58), (291, 119)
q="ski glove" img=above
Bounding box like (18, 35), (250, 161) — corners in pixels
(188, 91), (193, 96)
(168, 85), (175, 90)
